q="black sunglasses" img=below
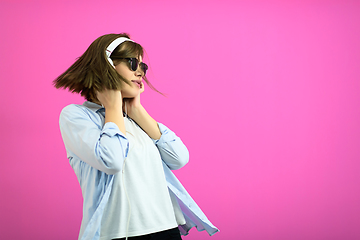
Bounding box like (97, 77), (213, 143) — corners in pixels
(114, 58), (148, 75)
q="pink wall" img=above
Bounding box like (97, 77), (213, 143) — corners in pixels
(1, 0), (359, 239)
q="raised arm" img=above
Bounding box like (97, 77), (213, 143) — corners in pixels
(97, 89), (126, 136)
(59, 104), (129, 175)
(121, 79), (160, 139)
(153, 123), (189, 170)
(124, 82), (189, 169)
(129, 106), (189, 169)
(127, 104), (162, 140)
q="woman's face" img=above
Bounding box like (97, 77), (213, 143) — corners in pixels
(115, 56), (144, 98)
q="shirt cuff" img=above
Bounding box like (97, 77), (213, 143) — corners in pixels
(152, 122), (176, 145)
(101, 122), (127, 139)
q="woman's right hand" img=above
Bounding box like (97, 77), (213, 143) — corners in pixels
(97, 89), (126, 135)
(96, 89), (123, 110)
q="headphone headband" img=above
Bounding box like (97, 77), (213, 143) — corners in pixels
(106, 37), (135, 68)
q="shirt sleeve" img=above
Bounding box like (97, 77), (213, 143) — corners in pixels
(152, 123), (189, 170)
(59, 104), (129, 175)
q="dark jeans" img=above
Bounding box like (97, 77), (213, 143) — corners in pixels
(113, 227), (182, 240)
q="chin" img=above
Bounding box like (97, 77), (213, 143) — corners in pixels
(122, 90), (139, 98)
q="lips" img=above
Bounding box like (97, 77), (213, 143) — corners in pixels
(131, 80), (142, 88)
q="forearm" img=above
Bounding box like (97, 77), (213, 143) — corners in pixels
(60, 104), (128, 174)
(129, 105), (161, 140)
(97, 90), (126, 136)
(105, 107), (126, 136)
(153, 123), (189, 169)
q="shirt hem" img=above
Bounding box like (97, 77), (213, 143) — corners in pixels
(99, 223), (179, 240)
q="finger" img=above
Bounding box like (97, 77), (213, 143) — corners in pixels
(140, 82), (145, 94)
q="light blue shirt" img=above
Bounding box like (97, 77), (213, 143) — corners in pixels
(59, 101), (219, 240)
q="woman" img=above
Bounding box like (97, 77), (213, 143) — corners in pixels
(54, 33), (218, 240)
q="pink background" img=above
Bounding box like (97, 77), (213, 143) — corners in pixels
(1, 0), (360, 239)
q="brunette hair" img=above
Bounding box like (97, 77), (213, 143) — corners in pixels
(53, 33), (160, 102)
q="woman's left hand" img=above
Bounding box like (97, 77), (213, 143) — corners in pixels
(123, 82), (161, 139)
(123, 81), (145, 118)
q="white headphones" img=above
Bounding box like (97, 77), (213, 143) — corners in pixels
(105, 37), (135, 68)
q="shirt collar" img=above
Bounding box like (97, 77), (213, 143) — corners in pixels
(83, 101), (128, 118)
(82, 101), (105, 114)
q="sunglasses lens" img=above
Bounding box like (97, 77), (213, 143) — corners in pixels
(127, 58), (148, 75)
(140, 63), (148, 75)
(129, 58), (138, 71)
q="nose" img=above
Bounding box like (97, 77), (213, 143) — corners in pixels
(135, 65), (143, 77)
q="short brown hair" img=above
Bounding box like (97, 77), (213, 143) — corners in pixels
(53, 33), (160, 102)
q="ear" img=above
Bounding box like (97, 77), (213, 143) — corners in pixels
(112, 59), (121, 66)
